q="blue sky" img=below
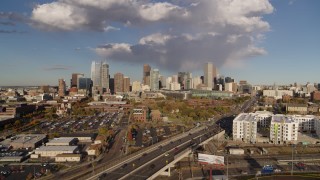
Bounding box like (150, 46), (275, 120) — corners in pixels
(0, 0), (319, 86)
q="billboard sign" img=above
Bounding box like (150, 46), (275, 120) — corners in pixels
(198, 153), (224, 165)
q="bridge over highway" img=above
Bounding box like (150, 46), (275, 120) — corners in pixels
(86, 124), (225, 180)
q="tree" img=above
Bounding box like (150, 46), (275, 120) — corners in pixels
(14, 120), (21, 127)
(26, 172), (33, 180)
(98, 127), (109, 136)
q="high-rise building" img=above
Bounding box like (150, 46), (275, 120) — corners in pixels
(91, 61), (101, 87)
(78, 78), (92, 90)
(150, 69), (159, 91)
(178, 72), (192, 90)
(71, 73), (84, 88)
(58, 79), (66, 97)
(101, 62), (110, 92)
(212, 64), (217, 83)
(109, 78), (114, 94)
(123, 77), (130, 93)
(172, 75), (178, 83)
(143, 64), (151, 86)
(204, 62), (213, 90)
(193, 76), (202, 89)
(91, 61), (109, 94)
(114, 73), (124, 93)
(160, 75), (166, 89)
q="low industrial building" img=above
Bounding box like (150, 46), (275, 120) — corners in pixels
(35, 146), (78, 157)
(86, 144), (102, 156)
(10, 134), (47, 149)
(46, 137), (77, 146)
(55, 154), (82, 162)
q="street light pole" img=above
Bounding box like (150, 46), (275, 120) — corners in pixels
(227, 153), (229, 180)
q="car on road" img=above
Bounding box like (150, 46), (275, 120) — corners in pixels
(296, 162), (306, 170)
(164, 152), (169, 157)
(142, 153), (147, 157)
(121, 163), (127, 169)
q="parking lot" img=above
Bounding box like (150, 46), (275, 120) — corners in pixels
(27, 112), (124, 135)
(0, 164), (59, 180)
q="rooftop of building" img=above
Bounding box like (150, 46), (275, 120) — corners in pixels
(55, 153), (81, 157)
(35, 146), (78, 151)
(234, 113), (257, 122)
(254, 111), (273, 116)
(46, 137), (76, 144)
(60, 133), (95, 138)
(272, 114), (295, 123)
(11, 134), (46, 144)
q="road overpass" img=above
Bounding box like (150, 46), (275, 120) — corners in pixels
(86, 125), (225, 180)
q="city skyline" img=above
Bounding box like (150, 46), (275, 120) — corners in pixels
(0, 0), (320, 86)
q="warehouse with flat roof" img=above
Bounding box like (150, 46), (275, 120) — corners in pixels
(46, 138), (77, 146)
(35, 146), (78, 157)
(10, 134), (47, 149)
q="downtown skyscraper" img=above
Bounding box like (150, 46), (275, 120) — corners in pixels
(91, 61), (109, 94)
(143, 64), (151, 86)
(150, 69), (160, 91)
(204, 62), (213, 90)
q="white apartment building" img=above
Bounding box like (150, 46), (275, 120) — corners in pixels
(290, 115), (316, 132)
(233, 113), (258, 143)
(270, 114), (299, 144)
(255, 111), (273, 127)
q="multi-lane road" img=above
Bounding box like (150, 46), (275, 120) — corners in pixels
(90, 124), (223, 180)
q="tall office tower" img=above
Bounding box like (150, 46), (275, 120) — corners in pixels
(143, 64), (151, 86)
(91, 61), (109, 94)
(114, 73), (124, 93)
(123, 77), (130, 93)
(58, 79), (66, 97)
(109, 78), (115, 94)
(204, 62), (213, 90)
(101, 61), (110, 92)
(178, 72), (192, 90)
(71, 73), (84, 88)
(78, 78), (92, 90)
(91, 61), (101, 87)
(150, 69), (160, 91)
(160, 75), (166, 89)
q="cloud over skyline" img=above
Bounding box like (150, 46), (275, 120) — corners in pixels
(31, 0), (274, 72)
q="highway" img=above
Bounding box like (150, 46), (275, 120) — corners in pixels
(91, 125), (223, 180)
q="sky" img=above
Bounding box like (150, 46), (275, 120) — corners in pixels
(0, 0), (319, 86)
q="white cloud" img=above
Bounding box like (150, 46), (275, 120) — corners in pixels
(31, 2), (88, 30)
(104, 26), (120, 32)
(31, 0), (274, 71)
(139, 2), (188, 21)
